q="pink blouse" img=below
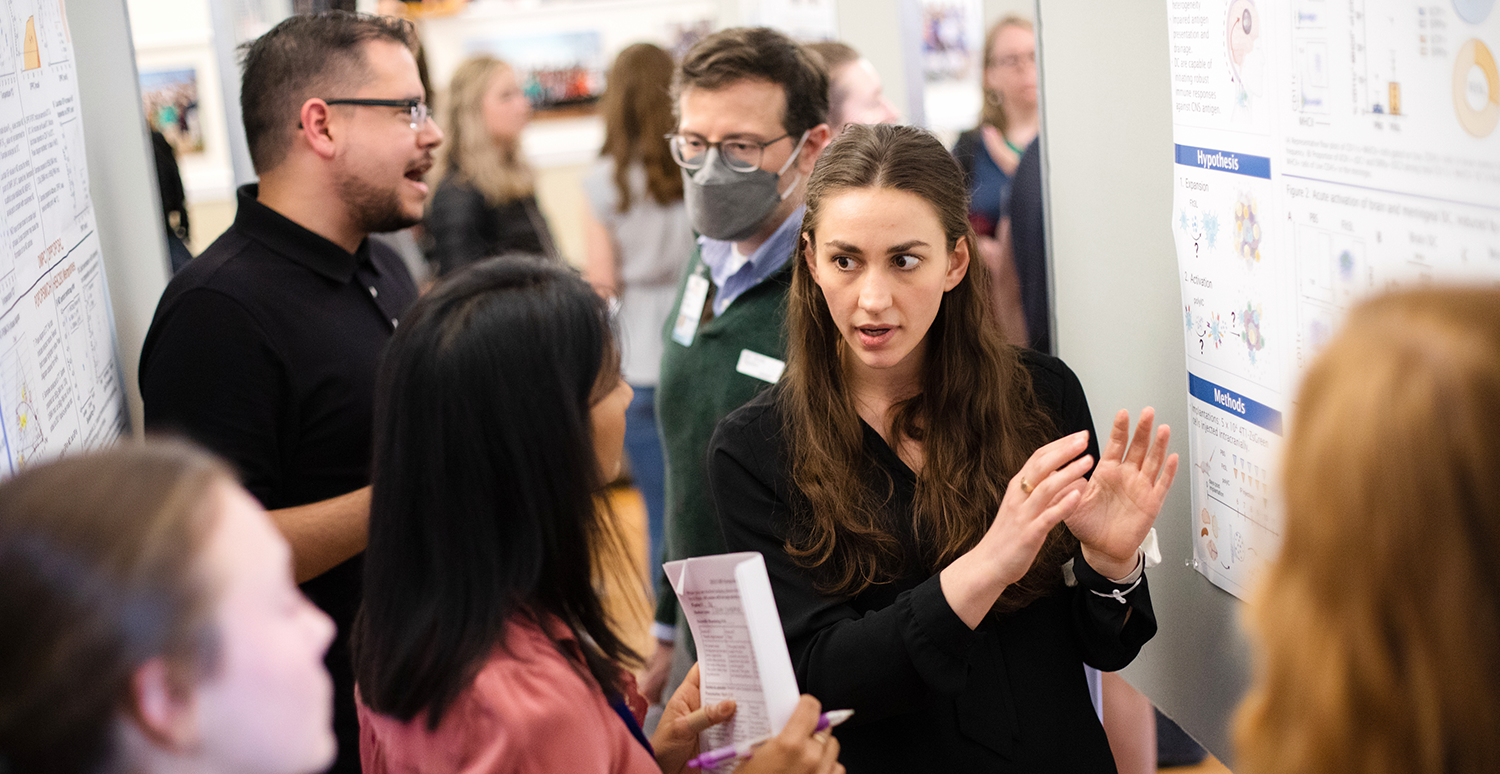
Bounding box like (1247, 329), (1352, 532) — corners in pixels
(358, 614), (657, 774)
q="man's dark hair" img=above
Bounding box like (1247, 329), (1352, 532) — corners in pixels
(675, 27), (829, 137)
(238, 11), (417, 173)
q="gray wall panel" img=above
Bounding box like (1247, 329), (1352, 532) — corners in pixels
(1035, 0), (1249, 763)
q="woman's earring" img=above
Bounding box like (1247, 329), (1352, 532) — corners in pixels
(985, 90), (1002, 107)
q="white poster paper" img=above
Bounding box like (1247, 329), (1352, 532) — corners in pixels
(1168, 0), (1500, 597)
(0, 2), (126, 477)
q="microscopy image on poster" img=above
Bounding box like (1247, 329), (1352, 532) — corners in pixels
(1167, 0), (1500, 597)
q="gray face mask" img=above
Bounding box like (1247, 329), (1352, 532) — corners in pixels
(683, 132), (808, 242)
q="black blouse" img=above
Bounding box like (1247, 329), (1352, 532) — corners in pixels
(424, 175), (555, 276)
(707, 350), (1157, 773)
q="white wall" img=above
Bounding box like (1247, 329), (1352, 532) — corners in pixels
(1036, 0), (1248, 762)
(126, 0), (236, 201)
(75, 0), (173, 436)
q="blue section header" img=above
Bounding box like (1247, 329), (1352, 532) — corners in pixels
(1188, 373), (1284, 435)
(1174, 144), (1272, 179)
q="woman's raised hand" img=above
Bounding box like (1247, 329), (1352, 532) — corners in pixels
(940, 430), (1093, 629)
(1065, 408), (1178, 579)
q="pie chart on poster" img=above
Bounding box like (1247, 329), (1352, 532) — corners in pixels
(1453, 39), (1500, 137)
(1452, 0), (1493, 24)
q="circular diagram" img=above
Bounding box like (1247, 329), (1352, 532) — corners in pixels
(1452, 0), (1493, 24)
(1453, 38), (1499, 137)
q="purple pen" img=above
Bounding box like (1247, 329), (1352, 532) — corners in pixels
(687, 709), (854, 769)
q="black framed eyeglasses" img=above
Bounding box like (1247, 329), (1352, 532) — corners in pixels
(665, 131), (793, 172)
(322, 98), (430, 130)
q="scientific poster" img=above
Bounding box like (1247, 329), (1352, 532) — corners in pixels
(0, 0), (127, 477)
(1168, 0), (1500, 597)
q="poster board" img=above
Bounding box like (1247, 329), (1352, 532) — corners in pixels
(1038, 0), (1499, 762)
(1167, 1), (1500, 598)
(0, 0), (131, 476)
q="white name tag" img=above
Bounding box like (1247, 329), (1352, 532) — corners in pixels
(735, 349), (786, 383)
(671, 272), (711, 346)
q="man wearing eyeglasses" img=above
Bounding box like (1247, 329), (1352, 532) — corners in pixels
(643, 26), (831, 702)
(138, 13), (441, 774)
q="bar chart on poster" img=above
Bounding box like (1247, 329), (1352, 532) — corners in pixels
(1168, 0), (1500, 597)
(0, 0), (126, 477)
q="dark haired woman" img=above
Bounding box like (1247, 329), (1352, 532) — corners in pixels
(709, 125), (1177, 772)
(352, 259), (843, 774)
(582, 42), (691, 577)
(0, 442), (337, 774)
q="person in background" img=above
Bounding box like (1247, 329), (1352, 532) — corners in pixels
(1002, 138), (1048, 353)
(710, 125), (1174, 772)
(952, 15), (1037, 239)
(643, 27), (832, 704)
(805, 41), (899, 133)
(1235, 287), (1500, 774)
(426, 55), (557, 275)
(139, 13), (438, 774)
(582, 42), (691, 575)
(0, 442), (337, 774)
(950, 16), (1036, 349)
(352, 258), (843, 774)
(149, 126), (194, 273)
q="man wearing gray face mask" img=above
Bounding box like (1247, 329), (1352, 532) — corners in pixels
(641, 27), (832, 703)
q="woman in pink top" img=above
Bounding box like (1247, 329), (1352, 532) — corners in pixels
(353, 258), (843, 774)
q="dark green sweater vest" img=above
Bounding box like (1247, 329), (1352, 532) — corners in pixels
(653, 243), (792, 641)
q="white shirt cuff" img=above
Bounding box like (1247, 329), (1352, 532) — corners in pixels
(1106, 551), (1146, 585)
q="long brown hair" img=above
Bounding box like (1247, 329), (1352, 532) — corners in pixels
(980, 16), (1033, 135)
(1234, 288), (1500, 774)
(434, 56), (534, 206)
(783, 124), (1071, 611)
(600, 43), (682, 212)
(0, 441), (231, 774)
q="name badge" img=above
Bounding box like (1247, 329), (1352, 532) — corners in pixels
(671, 272), (711, 346)
(735, 349), (785, 383)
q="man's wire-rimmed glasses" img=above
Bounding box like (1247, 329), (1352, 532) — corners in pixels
(665, 132), (793, 172)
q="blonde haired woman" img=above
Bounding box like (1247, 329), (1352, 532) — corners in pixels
(1236, 287), (1500, 774)
(951, 15), (1036, 238)
(426, 56), (557, 275)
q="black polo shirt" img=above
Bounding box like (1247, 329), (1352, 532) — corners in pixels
(140, 184), (416, 774)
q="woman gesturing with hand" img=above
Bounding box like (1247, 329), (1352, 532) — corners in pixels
(1068, 408), (1179, 580)
(707, 126), (1174, 773)
(941, 430), (1092, 628)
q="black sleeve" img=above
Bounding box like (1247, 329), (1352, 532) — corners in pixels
(140, 289), (287, 506)
(1069, 551), (1158, 670)
(951, 128), (980, 190)
(1026, 350), (1159, 667)
(709, 409), (983, 727)
(494, 197), (550, 258)
(1007, 140), (1050, 354)
(425, 180), (492, 277)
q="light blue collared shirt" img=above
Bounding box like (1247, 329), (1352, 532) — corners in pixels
(698, 206), (805, 317)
